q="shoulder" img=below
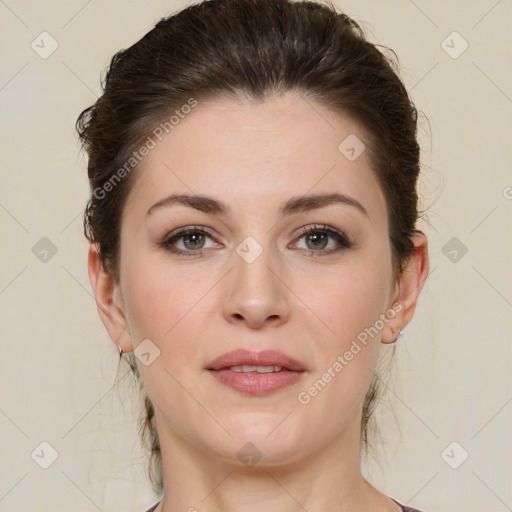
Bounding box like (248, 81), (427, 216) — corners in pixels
(146, 497), (425, 512)
(144, 502), (160, 512)
(143, 498), (428, 512)
(390, 497), (427, 512)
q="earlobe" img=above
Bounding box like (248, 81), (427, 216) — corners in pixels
(381, 301), (404, 344)
(87, 244), (133, 353)
(381, 231), (429, 344)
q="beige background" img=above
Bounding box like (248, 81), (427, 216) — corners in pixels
(1, 0), (511, 511)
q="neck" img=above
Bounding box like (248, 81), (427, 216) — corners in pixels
(152, 409), (395, 512)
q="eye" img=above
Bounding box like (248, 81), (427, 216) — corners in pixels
(291, 224), (353, 256)
(160, 224), (353, 257)
(161, 226), (221, 256)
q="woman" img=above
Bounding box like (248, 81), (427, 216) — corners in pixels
(77, 0), (430, 510)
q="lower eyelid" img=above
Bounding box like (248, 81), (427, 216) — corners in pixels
(162, 226), (352, 255)
(294, 228), (352, 248)
(168, 233), (218, 251)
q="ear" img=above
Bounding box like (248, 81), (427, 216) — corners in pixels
(88, 243), (133, 353)
(381, 231), (429, 344)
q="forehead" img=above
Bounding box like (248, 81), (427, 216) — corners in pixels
(123, 92), (388, 229)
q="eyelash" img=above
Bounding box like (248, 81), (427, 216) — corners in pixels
(160, 224), (353, 257)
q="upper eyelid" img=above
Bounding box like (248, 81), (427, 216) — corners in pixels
(293, 225), (352, 248)
(164, 224), (349, 247)
(165, 225), (216, 240)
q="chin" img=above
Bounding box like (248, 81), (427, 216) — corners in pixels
(228, 412), (302, 441)
(208, 424), (311, 468)
(215, 440), (308, 470)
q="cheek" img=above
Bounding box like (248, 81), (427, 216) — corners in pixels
(293, 265), (386, 428)
(120, 259), (208, 412)
(302, 253), (390, 402)
(121, 254), (208, 344)
(295, 257), (389, 350)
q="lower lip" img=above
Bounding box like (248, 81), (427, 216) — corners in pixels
(207, 369), (305, 396)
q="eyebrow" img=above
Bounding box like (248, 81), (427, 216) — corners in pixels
(146, 192), (369, 218)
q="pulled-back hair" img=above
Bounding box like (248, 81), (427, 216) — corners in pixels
(76, 0), (426, 495)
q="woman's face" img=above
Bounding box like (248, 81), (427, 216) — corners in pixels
(94, 92), (424, 467)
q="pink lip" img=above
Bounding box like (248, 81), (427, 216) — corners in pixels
(206, 349), (306, 372)
(206, 349), (307, 397)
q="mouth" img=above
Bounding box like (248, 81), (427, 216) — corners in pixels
(206, 349), (306, 372)
(226, 365), (286, 373)
(206, 349), (307, 396)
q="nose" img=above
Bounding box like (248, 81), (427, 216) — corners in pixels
(222, 241), (290, 329)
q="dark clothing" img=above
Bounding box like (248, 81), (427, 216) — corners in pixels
(391, 497), (426, 511)
(145, 497), (425, 511)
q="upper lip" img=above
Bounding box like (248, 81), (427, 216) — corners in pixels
(206, 349), (306, 371)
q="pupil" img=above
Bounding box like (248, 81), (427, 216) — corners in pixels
(307, 233), (327, 250)
(184, 233), (204, 249)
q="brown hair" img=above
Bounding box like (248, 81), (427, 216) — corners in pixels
(77, 0), (426, 496)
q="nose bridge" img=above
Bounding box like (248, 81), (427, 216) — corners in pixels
(222, 234), (289, 327)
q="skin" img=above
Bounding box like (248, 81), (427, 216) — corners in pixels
(89, 91), (429, 512)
